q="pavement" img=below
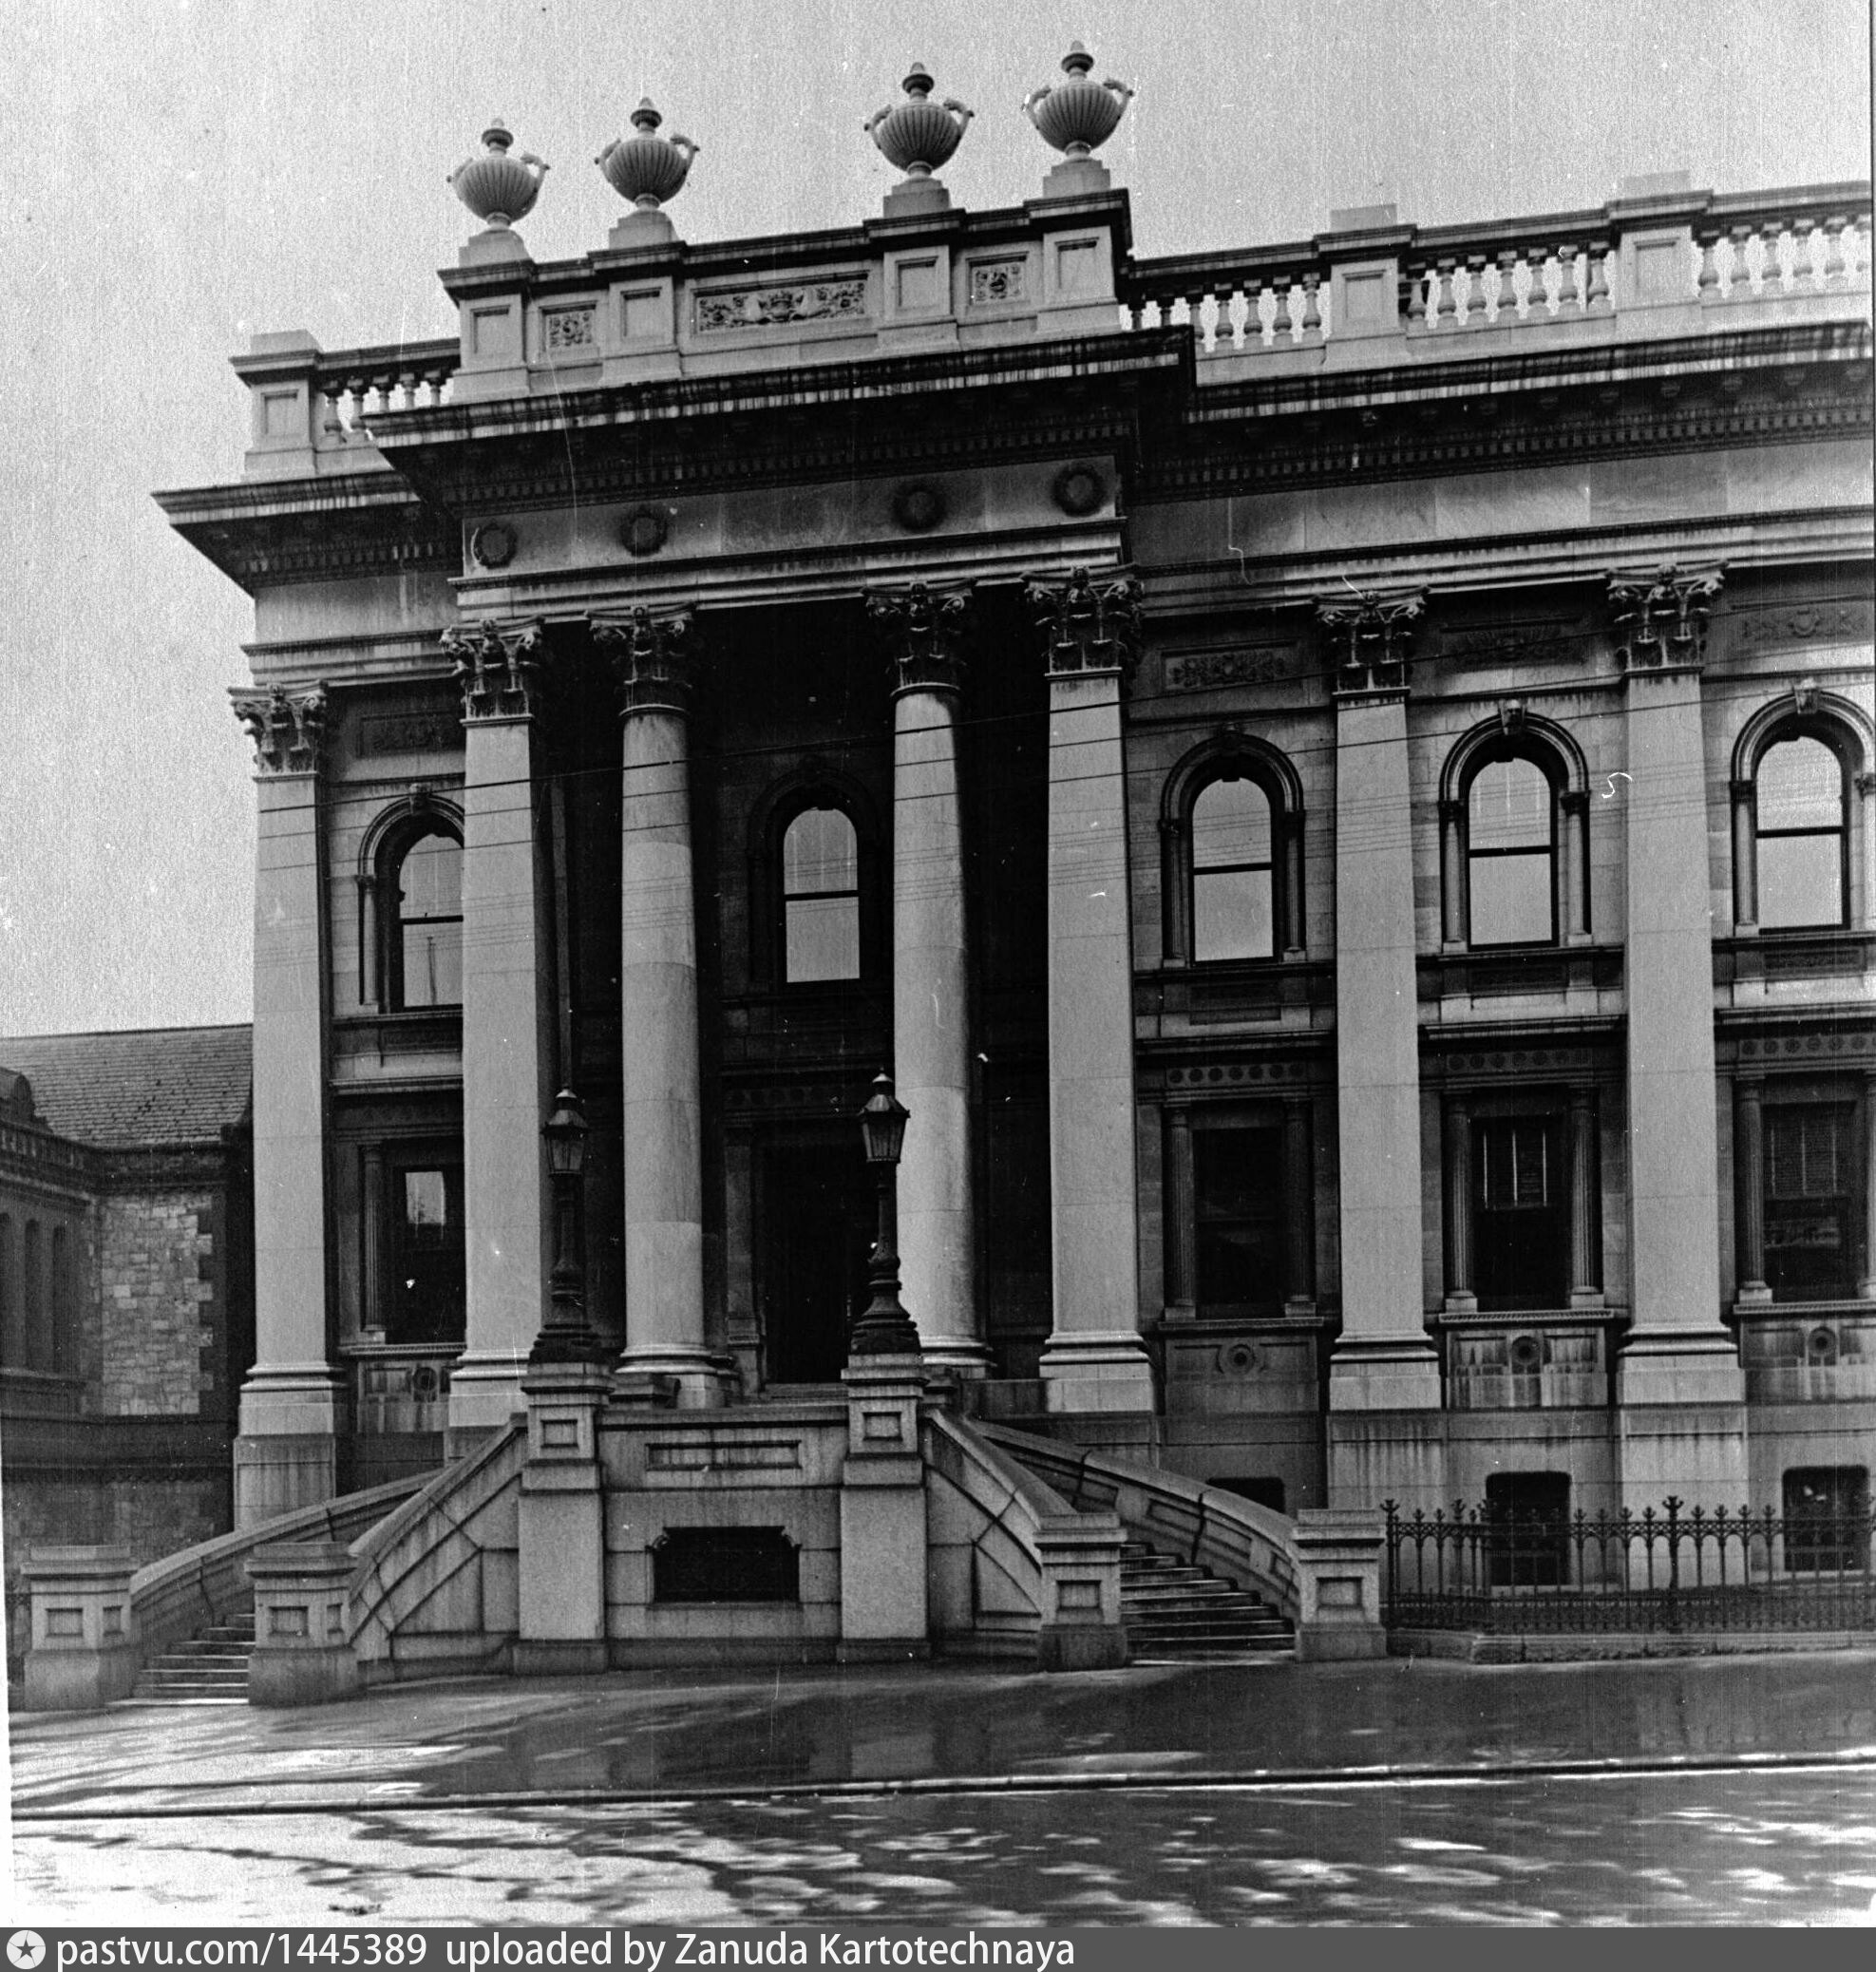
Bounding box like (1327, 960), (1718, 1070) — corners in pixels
(9, 1653), (1876, 1925)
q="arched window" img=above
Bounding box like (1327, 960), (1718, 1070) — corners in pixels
(49, 1224), (71, 1374)
(1191, 777), (1275, 962)
(782, 806), (861, 983)
(1755, 734), (1847, 930)
(0, 1213), (14, 1367)
(1163, 742), (1305, 966)
(387, 828), (464, 1009)
(1467, 755), (1557, 946)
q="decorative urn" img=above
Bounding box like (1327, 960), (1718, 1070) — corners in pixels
(865, 63), (974, 180)
(597, 100), (698, 211)
(1024, 42), (1133, 158)
(447, 120), (549, 229)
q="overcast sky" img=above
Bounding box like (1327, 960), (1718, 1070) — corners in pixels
(3, 0), (1868, 1037)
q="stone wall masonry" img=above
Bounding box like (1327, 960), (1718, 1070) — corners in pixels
(98, 1187), (215, 1416)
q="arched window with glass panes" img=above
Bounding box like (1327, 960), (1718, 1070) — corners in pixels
(1162, 740), (1305, 966)
(362, 798), (466, 1014)
(1732, 700), (1870, 938)
(1440, 723), (1590, 951)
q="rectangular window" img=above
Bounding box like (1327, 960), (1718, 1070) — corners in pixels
(1783, 1467), (1869, 1574)
(1473, 1116), (1569, 1309)
(1765, 1104), (1856, 1299)
(1193, 1126), (1284, 1309)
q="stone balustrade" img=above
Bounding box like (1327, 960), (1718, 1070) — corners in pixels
(228, 179), (1870, 481)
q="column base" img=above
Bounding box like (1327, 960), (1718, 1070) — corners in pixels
(234, 1367), (347, 1526)
(613, 1348), (733, 1409)
(1327, 1336), (1442, 1412)
(1614, 1328), (1745, 1407)
(446, 1352), (531, 1435)
(1038, 1332), (1156, 1414)
(916, 1337), (995, 1375)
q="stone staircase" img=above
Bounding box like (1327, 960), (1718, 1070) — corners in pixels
(132, 1609), (255, 1703)
(1121, 1542), (1294, 1660)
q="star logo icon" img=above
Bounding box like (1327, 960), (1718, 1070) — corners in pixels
(8, 1934), (47, 1971)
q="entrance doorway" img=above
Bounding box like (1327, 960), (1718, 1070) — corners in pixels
(759, 1137), (875, 1384)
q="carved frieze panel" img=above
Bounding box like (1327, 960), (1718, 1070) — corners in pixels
(693, 279), (868, 333)
(1162, 644), (1298, 692)
(1732, 597), (1875, 651)
(540, 306), (597, 352)
(360, 712), (460, 756)
(968, 258), (1027, 305)
(1437, 618), (1591, 668)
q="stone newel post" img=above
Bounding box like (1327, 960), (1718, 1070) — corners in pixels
(246, 1543), (358, 1707)
(231, 684), (345, 1524)
(867, 584), (988, 1369)
(597, 609), (730, 1407)
(445, 622), (556, 1443)
(1031, 570), (1154, 1414)
(21, 1546), (139, 1712)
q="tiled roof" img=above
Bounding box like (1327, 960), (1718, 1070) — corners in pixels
(0, 1026), (252, 1148)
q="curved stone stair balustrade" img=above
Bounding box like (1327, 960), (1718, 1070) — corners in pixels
(127, 1474), (436, 1704)
(347, 1421), (528, 1686)
(980, 1423), (1388, 1661)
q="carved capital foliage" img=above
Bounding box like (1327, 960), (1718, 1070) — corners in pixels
(1607, 564), (1723, 673)
(866, 581), (973, 696)
(591, 606), (695, 715)
(233, 685), (327, 774)
(444, 618), (545, 720)
(1027, 566), (1142, 680)
(1317, 589), (1425, 694)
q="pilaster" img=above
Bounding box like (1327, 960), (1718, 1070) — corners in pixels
(1319, 595), (1441, 1417)
(445, 620), (557, 1440)
(1031, 570), (1154, 1414)
(231, 683), (344, 1526)
(595, 609), (730, 1407)
(867, 583), (988, 1371)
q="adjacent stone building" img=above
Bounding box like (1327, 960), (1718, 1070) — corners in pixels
(156, 61), (1873, 1550)
(0, 1027), (254, 1668)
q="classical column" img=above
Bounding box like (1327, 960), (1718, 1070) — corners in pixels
(1561, 789), (1592, 942)
(445, 621), (557, 1440)
(1443, 1099), (1476, 1313)
(867, 583), (988, 1370)
(1282, 1095), (1317, 1309)
(596, 609), (728, 1406)
(230, 685), (344, 1525)
(1733, 1076), (1771, 1305)
(1279, 815), (1307, 958)
(1031, 570), (1154, 1413)
(1569, 1088), (1603, 1305)
(1859, 1070), (1876, 1300)
(1438, 798), (1467, 950)
(1320, 596), (1441, 1414)
(1730, 779), (1758, 933)
(1606, 568), (1744, 1503)
(1164, 1106), (1196, 1319)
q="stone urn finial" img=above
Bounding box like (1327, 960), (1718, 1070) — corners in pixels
(865, 63), (974, 213)
(448, 119), (549, 230)
(1024, 42), (1133, 161)
(597, 99), (698, 213)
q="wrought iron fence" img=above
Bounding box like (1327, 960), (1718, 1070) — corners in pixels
(1383, 1497), (1876, 1633)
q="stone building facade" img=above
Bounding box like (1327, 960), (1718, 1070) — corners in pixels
(0, 1027), (254, 1666)
(157, 71), (1873, 1544)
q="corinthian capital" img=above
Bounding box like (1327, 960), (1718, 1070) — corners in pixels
(591, 606), (695, 715)
(1317, 589), (1424, 695)
(1027, 566), (1142, 680)
(1607, 565), (1723, 672)
(444, 618), (544, 721)
(866, 581), (973, 696)
(232, 684), (327, 774)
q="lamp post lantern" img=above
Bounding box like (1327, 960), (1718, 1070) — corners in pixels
(851, 1071), (921, 1356)
(534, 1089), (601, 1362)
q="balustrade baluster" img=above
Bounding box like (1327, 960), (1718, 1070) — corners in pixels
(1271, 276), (1295, 342)
(1697, 229), (1723, 296)
(1823, 215), (1848, 285)
(1404, 265), (1428, 327)
(1299, 272), (1322, 335)
(1433, 258), (1458, 328)
(1495, 247), (1520, 320)
(1223, 287), (1248, 350)
(1585, 242), (1611, 310)
(1728, 225), (1759, 297)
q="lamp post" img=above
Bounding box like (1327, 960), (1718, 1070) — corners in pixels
(851, 1071), (921, 1357)
(534, 1089), (601, 1363)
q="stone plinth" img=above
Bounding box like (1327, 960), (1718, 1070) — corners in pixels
(515, 1358), (612, 1677)
(1033, 1509), (1127, 1671)
(21, 1546), (140, 1713)
(247, 1542), (358, 1707)
(1291, 1509), (1389, 1661)
(839, 1357), (930, 1655)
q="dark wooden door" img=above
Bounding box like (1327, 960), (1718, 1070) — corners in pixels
(760, 1139), (874, 1383)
